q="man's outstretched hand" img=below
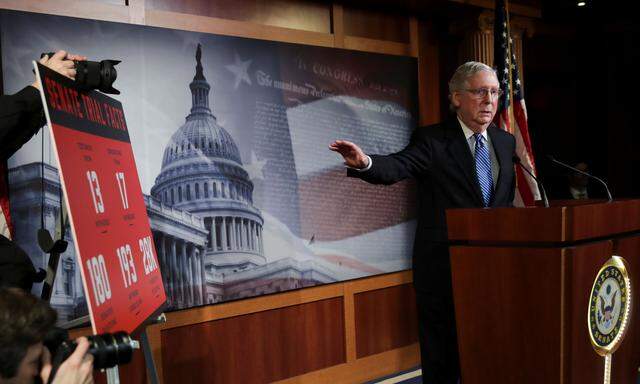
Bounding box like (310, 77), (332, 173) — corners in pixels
(329, 140), (369, 169)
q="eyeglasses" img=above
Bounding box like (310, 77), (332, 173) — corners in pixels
(463, 88), (503, 99)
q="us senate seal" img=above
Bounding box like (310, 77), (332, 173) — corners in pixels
(588, 256), (632, 356)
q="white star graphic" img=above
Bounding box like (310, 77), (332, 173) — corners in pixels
(226, 53), (253, 89)
(244, 151), (267, 181)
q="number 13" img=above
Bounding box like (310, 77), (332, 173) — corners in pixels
(86, 170), (104, 214)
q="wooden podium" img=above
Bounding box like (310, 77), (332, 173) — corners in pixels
(446, 200), (640, 383)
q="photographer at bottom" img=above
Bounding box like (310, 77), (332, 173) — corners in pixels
(0, 288), (94, 384)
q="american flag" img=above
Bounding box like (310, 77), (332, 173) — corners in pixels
(494, 0), (540, 206)
(0, 161), (12, 239)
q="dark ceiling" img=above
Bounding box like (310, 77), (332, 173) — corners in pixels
(320, 0), (630, 24)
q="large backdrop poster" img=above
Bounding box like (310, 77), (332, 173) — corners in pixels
(1, 9), (417, 322)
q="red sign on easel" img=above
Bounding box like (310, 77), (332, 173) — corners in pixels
(34, 62), (166, 334)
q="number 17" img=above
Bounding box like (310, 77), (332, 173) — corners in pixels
(115, 172), (129, 209)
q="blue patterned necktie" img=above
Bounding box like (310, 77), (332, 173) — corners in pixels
(474, 133), (493, 207)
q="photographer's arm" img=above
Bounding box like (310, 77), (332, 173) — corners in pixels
(0, 85), (43, 158)
(0, 50), (86, 158)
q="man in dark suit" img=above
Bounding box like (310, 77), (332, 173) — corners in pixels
(547, 162), (604, 201)
(330, 62), (516, 383)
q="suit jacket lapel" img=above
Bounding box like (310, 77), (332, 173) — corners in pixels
(445, 119), (484, 206)
(487, 125), (510, 204)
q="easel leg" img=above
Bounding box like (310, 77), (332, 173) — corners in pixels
(141, 329), (160, 384)
(106, 367), (120, 384)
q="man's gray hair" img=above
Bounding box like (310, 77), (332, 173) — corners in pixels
(448, 61), (496, 94)
(448, 61), (497, 111)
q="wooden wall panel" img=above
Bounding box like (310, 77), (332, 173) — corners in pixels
(450, 246), (563, 383)
(416, 19), (442, 126)
(342, 35), (411, 56)
(68, 273), (419, 383)
(86, 0), (125, 4)
(146, 0), (332, 33)
(0, 0), (131, 23)
(144, 9), (335, 47)
(161, 298), (346, 383)
(343, 6), (410, 43)
(354, 283), (418, 358)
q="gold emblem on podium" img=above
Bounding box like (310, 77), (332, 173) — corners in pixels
(588, 256), (632, 384)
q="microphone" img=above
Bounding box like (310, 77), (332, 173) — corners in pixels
(512, 155), (550, 208)
(547, 155), (613, 202)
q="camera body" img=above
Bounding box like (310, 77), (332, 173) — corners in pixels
(41, 52), (120, 94)
(54, 332), (135, 369)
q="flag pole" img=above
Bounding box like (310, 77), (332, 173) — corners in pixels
(504, 0), (516, 135)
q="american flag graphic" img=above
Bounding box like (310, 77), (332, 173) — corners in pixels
(494, 0), (540, 206)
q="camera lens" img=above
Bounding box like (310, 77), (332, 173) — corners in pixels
(45, 332), (137, 384)
(38, 52), (120, 94)
(73, 59), (120, 95)
(87, 331), (134, 369)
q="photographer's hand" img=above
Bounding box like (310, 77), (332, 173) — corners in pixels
(31, 50), (88, 90)
(40, 337), (94, 384)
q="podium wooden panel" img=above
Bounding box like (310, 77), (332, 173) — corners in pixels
(446, 200), (640, 384)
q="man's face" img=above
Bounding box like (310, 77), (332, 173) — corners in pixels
(569, 162), (589, 188)
(452, 70), (500, 132)
(3, 343), (43, 384)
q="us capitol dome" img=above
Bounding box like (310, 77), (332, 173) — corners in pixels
(151, 44), (265, 277)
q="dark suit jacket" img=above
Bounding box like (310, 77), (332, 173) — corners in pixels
(0, 86), (43, 290)
(348, 118), (516, 289)
(0, 86), (45, 160)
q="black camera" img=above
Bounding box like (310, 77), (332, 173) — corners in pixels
(44, 328), (138, 384)
(40, 52), (121, 94)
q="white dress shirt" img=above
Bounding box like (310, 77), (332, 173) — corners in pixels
(570, 186), (588, 199)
